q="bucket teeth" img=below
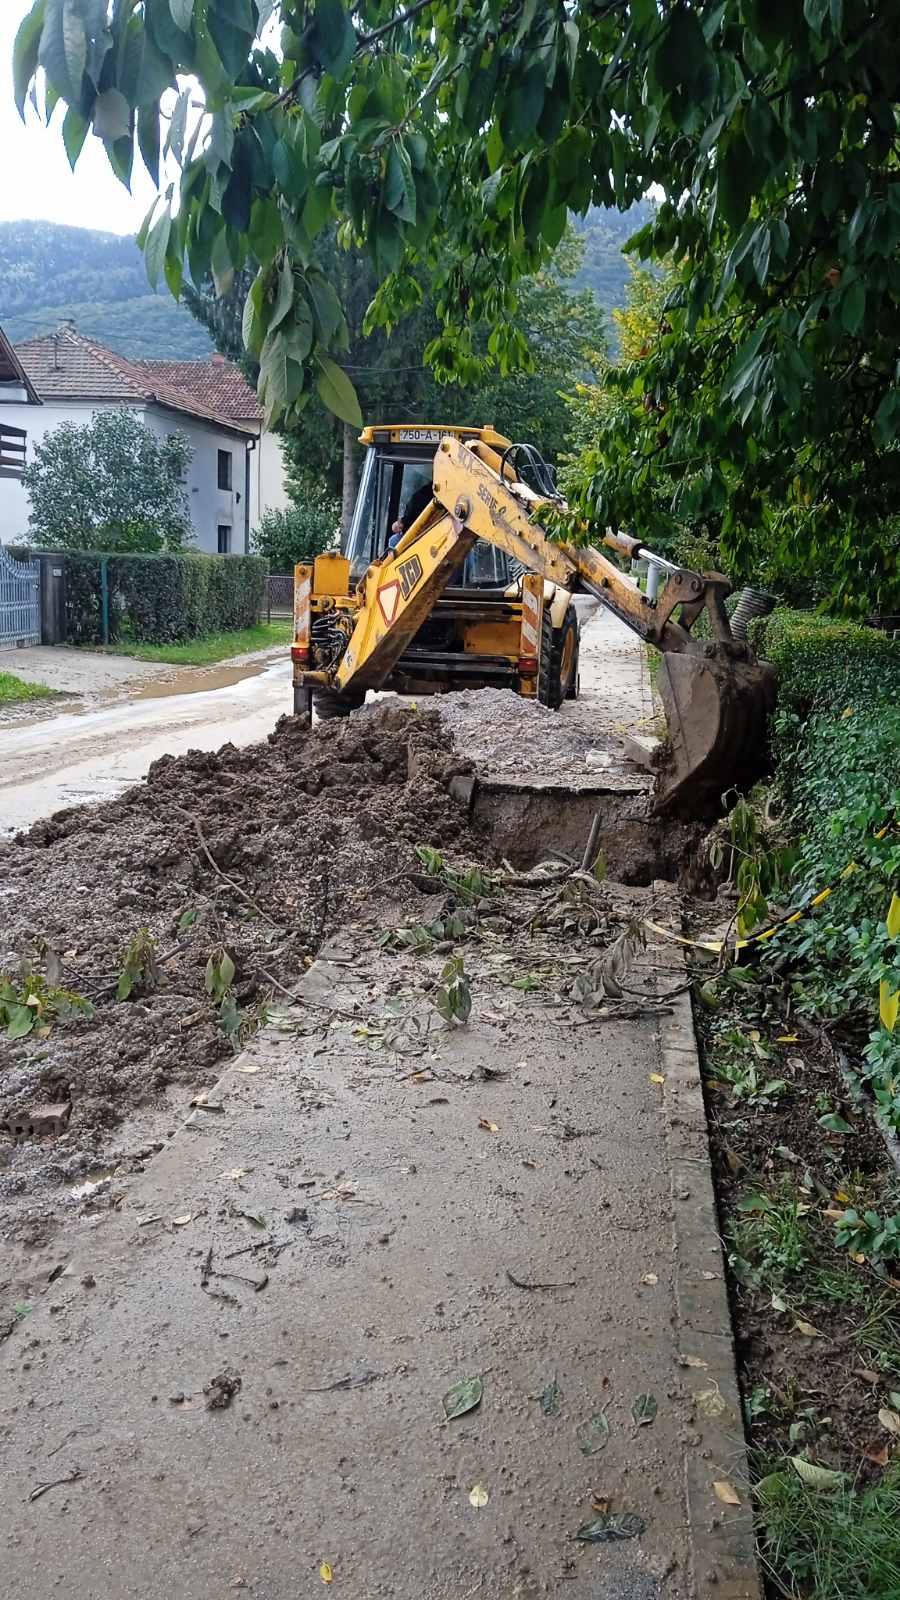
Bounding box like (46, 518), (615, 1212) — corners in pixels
(654, 650), (777, 817)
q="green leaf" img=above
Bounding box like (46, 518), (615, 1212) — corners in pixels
(575, 1512), (646, 1543)
(165, 86), (190, 164)
(500, 65), (545, 146)
(539, 1377), (560, 1417)
(116, 970), (134, 1001)
(211, 228), (234, 297)
(577, 1411), (610, 1455)
(315, 354), (362, 428)
(270, 259), (295, 330)
(93, 88), (132, 142)
(144, 210), (172, 289)
(631, 1392), (658, 1426)
(791, 1457), (846, 1491)
(442, 1374), (483, 1421)
(62, 105), (89, 168)
(40, 0), (88, 102)
(137, 102), (161, 184)
(248, 197), (283, 268)
(6, 1004), (36, 1040)
(818, 1112), (853, 1134)
(312, 0), (356, 77)
(169, 0), (194, 26)
(220, 951), (236, 989)
(841, 279), (865, 336)
(13, 1), (46, 118)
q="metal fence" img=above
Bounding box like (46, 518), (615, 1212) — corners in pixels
(266, 573), (294, 621)
(0, 545), (40, 647)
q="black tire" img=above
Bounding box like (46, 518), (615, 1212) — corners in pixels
(312, 686), (366, 721)
(537, 605), (580, 710)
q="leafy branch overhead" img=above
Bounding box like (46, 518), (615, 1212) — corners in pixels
(14, 0), (900, 595)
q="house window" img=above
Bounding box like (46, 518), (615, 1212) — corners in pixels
(217, 525), (231, 555)
(217, 449), (233, 490)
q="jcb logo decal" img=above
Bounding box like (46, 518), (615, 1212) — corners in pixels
(398, 555), (423, 598)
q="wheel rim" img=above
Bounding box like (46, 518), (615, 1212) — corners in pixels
(560, 627), (576, 692)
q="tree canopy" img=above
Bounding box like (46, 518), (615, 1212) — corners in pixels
(14, 0), (900, 605)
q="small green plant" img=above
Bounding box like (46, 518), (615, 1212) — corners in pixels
(205, 948), (248, 1046)
(705, 1028), (787, 1107)
(729, 1189), (811, 1287)
(0, 971), (92, 1040)
(414, 846), (494, 905)
(833, 1208), (900, 1267)
(755, 1462), (900, 1600)
(117, 928), (160, 1000)
(431, 956), (472, 1026)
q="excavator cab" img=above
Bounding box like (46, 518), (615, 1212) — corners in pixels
(302, 424), (581, 721)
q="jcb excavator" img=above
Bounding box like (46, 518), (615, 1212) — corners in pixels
(290, 424), (775, 814)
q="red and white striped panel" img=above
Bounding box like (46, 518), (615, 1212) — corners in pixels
(520, 576), (542, 657)
(293, 564), (312, 645)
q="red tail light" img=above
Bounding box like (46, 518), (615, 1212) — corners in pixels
(517, 656), (538, 676)
(291, 645), (310, 664)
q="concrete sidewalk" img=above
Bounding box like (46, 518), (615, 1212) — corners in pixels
(0, 910), (758, 1600)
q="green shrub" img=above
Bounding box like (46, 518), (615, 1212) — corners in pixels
(749, 607), (900, 718)
(251, 478), (339, 572)
(62, 551), (267, 646)
(751, 608), (900, 1131)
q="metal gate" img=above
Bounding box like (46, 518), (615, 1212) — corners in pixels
(0, 545), (40, 647)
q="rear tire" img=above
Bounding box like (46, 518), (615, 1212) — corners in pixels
(538, 606), (579, 710)
(312, 686), (366, 721)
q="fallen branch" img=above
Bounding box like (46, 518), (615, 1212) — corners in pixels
(174, 805), (280, 929)
(29, 1468), (81, 1502)
(506, 1269), (576, 1291)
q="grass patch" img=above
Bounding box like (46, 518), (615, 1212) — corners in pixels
(0, 671), (57, 705)
(92, 621), (292, 666)
(756, 1466), (900, 1600)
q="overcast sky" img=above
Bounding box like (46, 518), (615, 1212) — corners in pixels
(0, 3), (157, 235)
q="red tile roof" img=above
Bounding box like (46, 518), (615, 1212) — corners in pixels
(15, 330), (258, 435)
(133, 357), (262, 421)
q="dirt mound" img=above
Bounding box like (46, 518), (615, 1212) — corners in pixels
(0, 704), (478, 1196)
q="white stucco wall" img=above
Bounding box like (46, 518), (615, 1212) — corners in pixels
(257, 430), (291, 518)
(0, 398), (264, 556)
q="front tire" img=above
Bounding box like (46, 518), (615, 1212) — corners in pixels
(538, 606), (579, 710)
(312, 686), (366, 721)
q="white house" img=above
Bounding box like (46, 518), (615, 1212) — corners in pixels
(0, 325), (290, 555)
(0, 324), (42, 480)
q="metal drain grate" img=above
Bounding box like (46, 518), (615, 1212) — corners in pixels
(1, 1101), (72, 1144)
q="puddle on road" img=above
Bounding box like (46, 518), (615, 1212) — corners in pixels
(132, 660), (268, 700)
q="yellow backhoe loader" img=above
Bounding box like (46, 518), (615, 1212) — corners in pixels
(290, 424), (776, 814)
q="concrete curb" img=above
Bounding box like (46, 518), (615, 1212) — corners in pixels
(651, 892), (762, 1600)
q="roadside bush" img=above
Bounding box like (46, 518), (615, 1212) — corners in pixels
(251, 478), (339, 572)
(62, 551), (267, 645)
(749, 609), (900, 1131)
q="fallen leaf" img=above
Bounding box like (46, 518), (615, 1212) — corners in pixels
(678, 1354), (708, 1369)
(649, 1073), (665, 1085)
(478, 1119), (499, 1134)
(468, 1483), (489, 1508)
(748, 1029), (761, 1042)
(713, 1480), (741, 1506)
(411, 1070), (431, 1083)
(822, 1208), (846, 1222)
(577, 1411), (610, 1455)
(224, 1169), (248, 1181)
(319, 1562), (333, 1584)
(575, 1512), (645, 1543)
(631, 1393), (657, 1427)
(835, 1190), (851, 1204)
(540, 1377), (561, 1417)
(771, 1293), (788, 1313)
(236, 1063), (260, 1075)
(695, 1386), (727, 1420)
(879, 1408), (900, 1438)
(777, 1034), (799, 1043)
(724, 1147), (744, 1174)
(171, 1214), (193, 1227)
(865, 1442), (890, 1467)
(443, 1375), (483, 1421)
(889, 1392), (900, 1412)
(855, 1368), (881, 1385)
(701, 1270), (719, 1281)
(640, 1272), (658, 1286)
(591, 1495), (610, 1515)
(851, 1252), (868, 1265)
(794, 1319), (823, 1339)
(791, 1457), (846, 1490)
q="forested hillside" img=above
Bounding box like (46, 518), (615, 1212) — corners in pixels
(0, 221), (212, 358)
(0, 212), (646, 363)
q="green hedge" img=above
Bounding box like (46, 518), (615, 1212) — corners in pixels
(749, 607), (900, 717)
(62, 551), (267, 646)
(748, 608), (900, 1130)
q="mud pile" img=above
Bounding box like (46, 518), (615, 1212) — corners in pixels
(0, 704), (477, 1184)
